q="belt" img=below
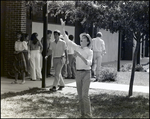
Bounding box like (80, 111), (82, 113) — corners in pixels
(76, 69), (90, 71)
(53, 56), (65, 59)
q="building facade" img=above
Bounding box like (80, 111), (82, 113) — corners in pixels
(1, 1), (149, 76)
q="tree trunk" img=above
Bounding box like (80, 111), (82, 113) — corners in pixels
(137, 42), (141, 64)
(128, 40), (140, 97)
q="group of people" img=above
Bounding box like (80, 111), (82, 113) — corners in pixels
(11, 18), (106, 118)
(11, 29), (77, 84)
(11, 31), (43, 84)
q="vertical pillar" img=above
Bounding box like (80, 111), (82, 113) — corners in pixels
(117, 30), (122, 71)
(42, 2), (48, 88)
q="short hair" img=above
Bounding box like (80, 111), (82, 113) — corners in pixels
(20, 34), (25, 42)
(96, 32), (102, 37)
(53, 30), (61, 36)
(83, 35), (90, 47)
(24, 33), (29, 38)
(69, 35), (74, 41)
(47, 30), (52, 34)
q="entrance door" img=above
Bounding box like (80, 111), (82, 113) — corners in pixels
(121, 34), (133, 60)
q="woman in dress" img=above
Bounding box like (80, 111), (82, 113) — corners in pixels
(11, 31), (28, 84)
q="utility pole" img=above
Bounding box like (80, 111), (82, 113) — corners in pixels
(117, 30), (122, 71)
(42, 1), (48, 88)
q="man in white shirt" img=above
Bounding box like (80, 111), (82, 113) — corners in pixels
(47, 30), (68, 91)
(65, 34), (76, 79)
(60, 18), (93, 118)
(91, 32), (106, 82)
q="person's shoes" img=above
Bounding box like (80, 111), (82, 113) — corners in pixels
(11, 80), (18, 84)
(31, 79), (36, 81)
(37, 78), (42, 81)
(92, 75), (96, 78)
(49, 86), (57, 92)
(65, 77), (71, 79)
(62, 76), (67, 78)
(20, 80), (25, 84)
(93, 79), (98, 82)
(47, 73), (54, 77)
(71, 77), (75, 79)
(58, 86), (65, 90)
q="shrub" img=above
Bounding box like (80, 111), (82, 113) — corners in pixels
(135, 64), (144, 72)
(98, 67), (117, 82)
(120, 63), (132, 72)
(120, 63), (144, 72)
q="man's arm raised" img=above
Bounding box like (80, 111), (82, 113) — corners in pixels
(60, 18), (78, 50)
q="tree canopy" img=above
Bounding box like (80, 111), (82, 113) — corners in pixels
(26, 1), (149, 38)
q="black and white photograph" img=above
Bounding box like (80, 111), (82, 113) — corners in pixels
(1, 1), (149, 118)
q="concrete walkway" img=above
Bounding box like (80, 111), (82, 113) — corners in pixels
(66, 82), (149, 93)
(1, 57), (149, 94)
(1, 76), (75, 94)
(1, 76), (149, 94)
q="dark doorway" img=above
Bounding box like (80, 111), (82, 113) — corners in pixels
(121, 34), (133, 60)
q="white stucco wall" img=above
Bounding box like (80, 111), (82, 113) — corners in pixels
(32, 22), (75, 41)
(97, 29), (119, 63)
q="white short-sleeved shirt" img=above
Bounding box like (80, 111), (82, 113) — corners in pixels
(15, 40), (28, 51)
(63, 34), (93, 70)
(50, 39), (67, 58)
(91, 37), (105, 52)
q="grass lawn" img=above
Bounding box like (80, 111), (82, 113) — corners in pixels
(116, 72), (149, 86)
(1, 71), (149, 118)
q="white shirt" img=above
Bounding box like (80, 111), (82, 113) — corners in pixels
(91, 37), (106, 53)
(64, 34), (93, 70)
(15, 40), (28, 51)
(64, 35), (74, 55)
(50, 39), (67, 58)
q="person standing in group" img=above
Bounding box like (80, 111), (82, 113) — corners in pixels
(23, 33), (30, 77)
(11, 31), (28, 84)
(91, 32), (106, 82)
(47, 30), (68, 91)
(65, 34), (76, 79)
(41, 30), (53, 77)
(30, 32), (43, 81)
(60, 18), (93, 118)
(61, 31), (69, 78)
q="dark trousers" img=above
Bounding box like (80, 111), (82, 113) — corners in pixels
(23, 52), (29, 76)
(42, 54), (52, 76)
(67, 54), (76, 78)
(47, 55), (52, 75)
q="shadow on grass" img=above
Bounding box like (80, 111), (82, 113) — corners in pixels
(91, 94), (149, 118)
(1, 87), (149, 118)
(1, 87), (50, 99)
